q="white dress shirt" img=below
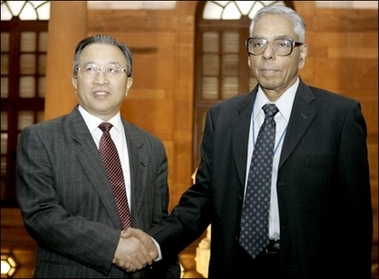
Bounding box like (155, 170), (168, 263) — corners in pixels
(78, 105), (131, 209)
(245, 78), (298, 240)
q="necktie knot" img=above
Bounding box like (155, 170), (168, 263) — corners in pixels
(263, 103), (279, 118)
(99, 122), (113, 133)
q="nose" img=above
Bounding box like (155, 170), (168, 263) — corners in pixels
(262, 44), (275, 60)
(93, 69), (109, 84)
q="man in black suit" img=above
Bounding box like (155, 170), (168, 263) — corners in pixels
(118, 5), (373, 278)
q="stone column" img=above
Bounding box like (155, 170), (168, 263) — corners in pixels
(44, 1), (87, 120)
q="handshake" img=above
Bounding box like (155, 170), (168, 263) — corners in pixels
(113, 228), (158, 273)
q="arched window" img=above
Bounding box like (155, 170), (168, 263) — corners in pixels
(1, 1), (50, 20)
(1, 1), (50, 206)
(202, 1), (284, 19)
(193, 1), (290, 169)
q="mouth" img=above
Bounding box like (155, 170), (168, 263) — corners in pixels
(93, 91), (110, 96)
(260, 68), (278, 76)
(261, 68), (277, 73)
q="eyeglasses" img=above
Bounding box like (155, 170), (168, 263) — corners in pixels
(76, 64), (127, 78)
(246, 37), (304, 56)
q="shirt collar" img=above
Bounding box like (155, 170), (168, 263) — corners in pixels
(78, 105), (123, 134)
(253, 77), (299, 122)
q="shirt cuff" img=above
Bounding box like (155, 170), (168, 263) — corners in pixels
(151, 237), (162, 261)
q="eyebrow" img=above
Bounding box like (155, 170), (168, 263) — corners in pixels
(82, 61), (123, 66)
(251, 35), (294, 40)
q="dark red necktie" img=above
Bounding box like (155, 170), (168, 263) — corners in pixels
(98, 122), (132, 229)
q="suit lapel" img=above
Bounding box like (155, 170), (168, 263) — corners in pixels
(68, 107), (122, 228)
(233, 90), (256, 187)
(122, 121), (145, 228)
(279, 81), (317, 168)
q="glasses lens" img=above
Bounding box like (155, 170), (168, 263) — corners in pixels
(273, 38), (292, 56)
(81, 65), (99, 77)
(106, 66), (121, 76)
(248, 38), (267, 55)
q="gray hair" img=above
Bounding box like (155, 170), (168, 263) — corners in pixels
(73, 34), (133, 77)
(249, 5), (306, 42)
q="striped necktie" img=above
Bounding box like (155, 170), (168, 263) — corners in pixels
(99, 122), (132, 229)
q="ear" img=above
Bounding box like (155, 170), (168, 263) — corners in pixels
(298, 44), (308, 69)
(125, 77), (133, 96)
(72, 76), (78, 92)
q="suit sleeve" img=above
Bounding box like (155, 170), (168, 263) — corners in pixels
(337, 101), (373, 277)
(147, 110), (215, 257)
(16, 126), (120, 275)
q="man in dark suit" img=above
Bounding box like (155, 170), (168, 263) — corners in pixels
(118, 5), (373, 278)
(16, 34), (180, 278)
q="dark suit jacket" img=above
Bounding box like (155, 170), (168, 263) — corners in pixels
(148, 78), (373, 278)
(16, 106), (180, 278)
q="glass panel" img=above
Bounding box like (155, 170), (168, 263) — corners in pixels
(1, 77), (9, 98)
(0, 3), (12, 20)
(222, 2), (241, 20)
(20, 54), (36, 74)
(37, 111), (44, 123)
(1, 111), (7, 130)
(202, 54), (219, 76)
(1, 133), (7, 155)
(235, 1), (255, 16)
(202, 77), (218, 100)
(21, 32), (37, 52)
(221, 77), (238, 99)
(203, 32), (219, 53)
(1, 156), (6, 176)
(39, 31), (48, 51)
(222, 54), (238, 76)
(203, 1), (223, 19)
(37, 2), (51, 20)
(38, 54), (47, 74)
(1, 54), (9, 75)
(6, 1), (24, 17)
(18, 111), (35, 130)
(38, 77), (46, 97)
(20, 76), (36, 98)
(1, 33), (10, 51)
(222, 32), (239, 53)
(19, 2), (38, 20)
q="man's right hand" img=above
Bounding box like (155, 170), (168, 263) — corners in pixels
(113, 228), (158, 272)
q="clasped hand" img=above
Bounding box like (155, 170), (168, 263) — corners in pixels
(113, 228), (157, 273)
